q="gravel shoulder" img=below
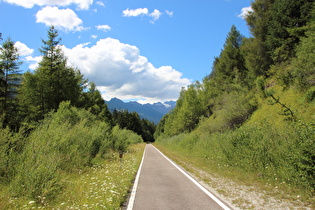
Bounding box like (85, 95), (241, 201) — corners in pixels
(173, 158), (313, 210)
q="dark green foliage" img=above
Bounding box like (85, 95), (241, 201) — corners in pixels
(212, 25), (247, 85)
(246, 0), (315, 64)
(77, 82), (113, 124)
(293, 9), (315, 89)
(113, 109), (156, 142)
(19, 26), (84, 121)
(0, 37), (22, 129)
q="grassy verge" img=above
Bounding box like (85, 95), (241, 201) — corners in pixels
(0, 143), (146, 209)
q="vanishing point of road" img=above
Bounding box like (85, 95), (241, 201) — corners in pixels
(127, 144), (232, 210)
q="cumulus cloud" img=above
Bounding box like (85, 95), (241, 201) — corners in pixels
(26, 56), (42, 70)
(15, 41), (34, 56)
(96, 25), (111, 32)
(3, 0), (93, 10)
(62, 38), (191, 103)
(14, 41), (42, 70)
(36, 6), (86, 32)
(238, 6), (253, 19)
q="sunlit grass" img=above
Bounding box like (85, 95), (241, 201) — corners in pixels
(0, 143), (146, 209)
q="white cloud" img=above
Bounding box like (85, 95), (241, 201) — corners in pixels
(13, 41), (42, 70)
(91, 35), (98, 39)
(36, 6), (86, 32)
(123, 8), (165, 24)
(26, 56), (42, 70)
(3, 0), (93, 10)
(96, 1), (105, 7)
(165, 10), (174, 17)
(96, 25), (111, 32)
(15, 41), (34, 56)
(123, 8), (149, 17)
(62, 38), (191, 103)
(149, 9), (162, 23)
(238, 6), (253, 19)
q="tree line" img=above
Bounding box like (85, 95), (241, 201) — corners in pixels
(155, 0), (315, 138)
(0, 26), (155, 140)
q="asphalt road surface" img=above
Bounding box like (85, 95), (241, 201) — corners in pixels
(127, 144), (231, 210)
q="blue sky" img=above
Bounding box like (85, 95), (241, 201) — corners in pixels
(0, 0), (253, 104)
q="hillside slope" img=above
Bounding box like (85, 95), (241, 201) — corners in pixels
(154, 0), (315, 201)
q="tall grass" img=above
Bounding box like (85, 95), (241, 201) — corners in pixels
(0, 101), (143, 205)
(156, 121), (315, 195)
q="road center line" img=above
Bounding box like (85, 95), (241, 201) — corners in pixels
(152, 145), (231, 210)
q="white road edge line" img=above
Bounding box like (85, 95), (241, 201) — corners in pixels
(152, 145), (231, 210)
(126, 144), (147, 210)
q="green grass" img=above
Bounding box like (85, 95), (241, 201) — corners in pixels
(0, 143), (146, 209)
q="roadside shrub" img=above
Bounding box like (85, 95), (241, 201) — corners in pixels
(158, 120), (315, 192)
(111, 126), (142, 153)
(10, 102), (114, 199)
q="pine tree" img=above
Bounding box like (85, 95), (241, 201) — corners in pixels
(20, 26), (84, 120)
(212, 25), (247, 85)
(0, 37), (22, 128)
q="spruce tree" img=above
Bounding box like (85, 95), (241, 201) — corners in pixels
(0, 37), (22, 128)
(212, 25), (247, 85)
(20, 26), (84, 120)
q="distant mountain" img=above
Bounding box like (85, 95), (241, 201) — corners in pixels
(105, 98), (176, 124)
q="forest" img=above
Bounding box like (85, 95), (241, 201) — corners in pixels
(0, 26), (155, 205)
(155, 0), (315, 196)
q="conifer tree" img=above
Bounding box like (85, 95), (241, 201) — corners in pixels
(20, 26), (84, 120)
(0, 37), (22, 128)
(212, 25), (246, 85)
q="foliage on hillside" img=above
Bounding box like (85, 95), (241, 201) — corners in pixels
(155, 0), (315, 194)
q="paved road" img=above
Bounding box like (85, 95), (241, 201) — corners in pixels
(128, 144), (231, 210)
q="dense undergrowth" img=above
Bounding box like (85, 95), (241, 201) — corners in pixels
(156, 87), (315, 200)
(0, 102), (143, 206)
(0, 143), (145, 209)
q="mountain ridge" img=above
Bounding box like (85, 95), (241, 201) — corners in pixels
(105, 98), (176, 124)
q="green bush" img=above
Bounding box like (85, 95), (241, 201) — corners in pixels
(112, 126), (142, 153)
(10, 102), (114, 199)
(158, 120), (315, 192)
